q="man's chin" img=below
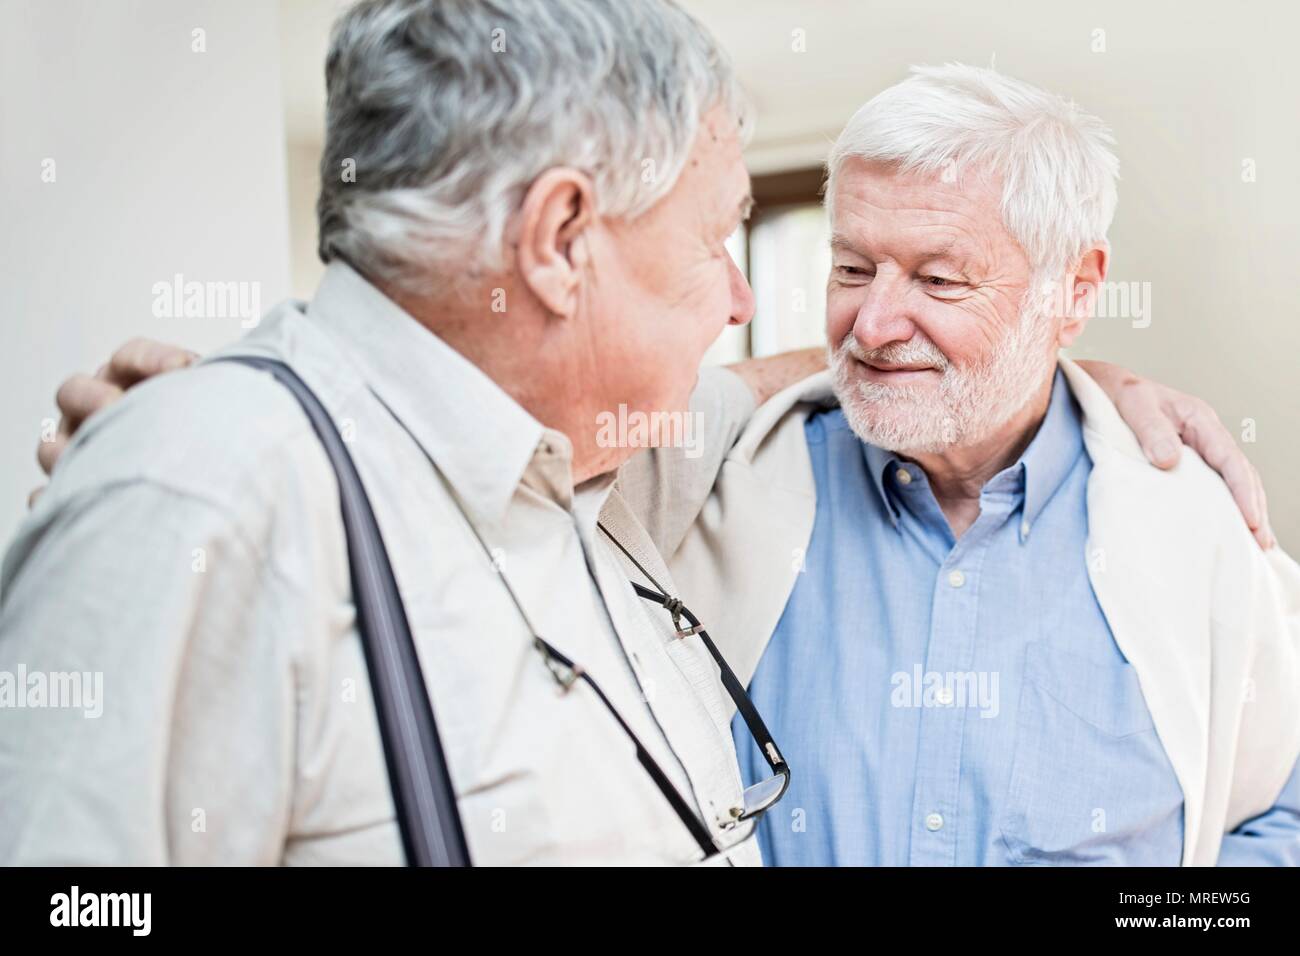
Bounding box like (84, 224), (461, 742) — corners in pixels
(839, 394), (952, 454)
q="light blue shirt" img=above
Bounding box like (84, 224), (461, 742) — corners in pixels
(735, 370), (1300, 865)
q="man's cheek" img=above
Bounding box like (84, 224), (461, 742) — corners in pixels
(825, 300), (855, 346)
(695, 290), (730, 347)
(926, 331), (975, 370)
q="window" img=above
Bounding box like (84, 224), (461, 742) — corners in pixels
(703, 167), (830, 364)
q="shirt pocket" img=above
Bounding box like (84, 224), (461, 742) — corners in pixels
(998, 642), (1184, 866)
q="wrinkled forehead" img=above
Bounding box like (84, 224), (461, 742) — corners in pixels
(829, 157), (1012, 254)
(655, 106), (752, 231)
(687, 109), (751, 205)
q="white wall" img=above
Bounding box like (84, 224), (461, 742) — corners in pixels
(0, 0), (291, 544)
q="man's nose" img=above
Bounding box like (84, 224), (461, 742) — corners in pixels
(852, 273), (916, 351)
(727, 255), (755, 326)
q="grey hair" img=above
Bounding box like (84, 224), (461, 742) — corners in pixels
(317, 0), (751, 294)
(827, 63), (1119, 279)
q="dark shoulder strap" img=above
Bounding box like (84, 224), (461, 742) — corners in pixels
(212, 355), (470, 867)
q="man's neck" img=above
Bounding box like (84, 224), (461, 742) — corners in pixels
(387, 282), (627, 485)
(901, 375), (1055, 539)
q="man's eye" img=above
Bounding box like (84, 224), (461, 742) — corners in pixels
(836, 265), (873, 278)
(922, 275), (961, 289)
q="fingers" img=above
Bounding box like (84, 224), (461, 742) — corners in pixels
(35, 432), (68, 476)
(101, 338), (196, 389)
(1110, 378), (1182, 470)
(1256, 473), (1276, 550)
(1174, 397), (1274, 549)
(55, 374), (124, 435)
(1078, 360), (1182, 468)
(1087, 362), (1277, 550)
(1138, 421), (1181, 470)
(1214, 446), (1262, 540)
(1242, 463), (1274, 554)
(33, 338), (197, 495)
(40, 373), (126, 477)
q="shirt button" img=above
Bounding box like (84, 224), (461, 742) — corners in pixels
(896, 468), (912, 485)
(948, 570), (965, 588)
(936, 687), (954, 705)
(1020, 519), (1031, 538)
(925, 812), (944, 832)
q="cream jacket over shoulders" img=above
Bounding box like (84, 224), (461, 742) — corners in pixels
(637, 357), (1300, 866)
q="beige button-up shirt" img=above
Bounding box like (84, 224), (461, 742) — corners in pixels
(0, 262), (761, 866)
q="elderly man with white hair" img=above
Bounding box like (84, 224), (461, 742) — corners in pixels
(1, 2), (1275, 867)
(647, 65), (1300, 866)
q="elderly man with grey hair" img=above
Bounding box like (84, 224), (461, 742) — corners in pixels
(0, 2), (1272, 866)
(650, 65), (1300, 866)
(4, 0), (795, 867)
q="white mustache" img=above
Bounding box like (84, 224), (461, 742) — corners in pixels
(837, 333), (949, 373)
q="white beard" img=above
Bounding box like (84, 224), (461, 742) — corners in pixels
(829, 292), (1059, 454)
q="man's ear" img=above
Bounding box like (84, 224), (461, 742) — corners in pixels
(1058, 242), (1109, 348)
(514, 168), (597, 319)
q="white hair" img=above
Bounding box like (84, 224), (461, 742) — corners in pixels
(316, 0), (751, 295)
(827, 63), (1119, 278)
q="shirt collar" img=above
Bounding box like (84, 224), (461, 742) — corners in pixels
(306, 261), (555, 524)
(1018, 368), (1086, 532)
(861, 438), (903, 528)
(859, 368), (1084, 537)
